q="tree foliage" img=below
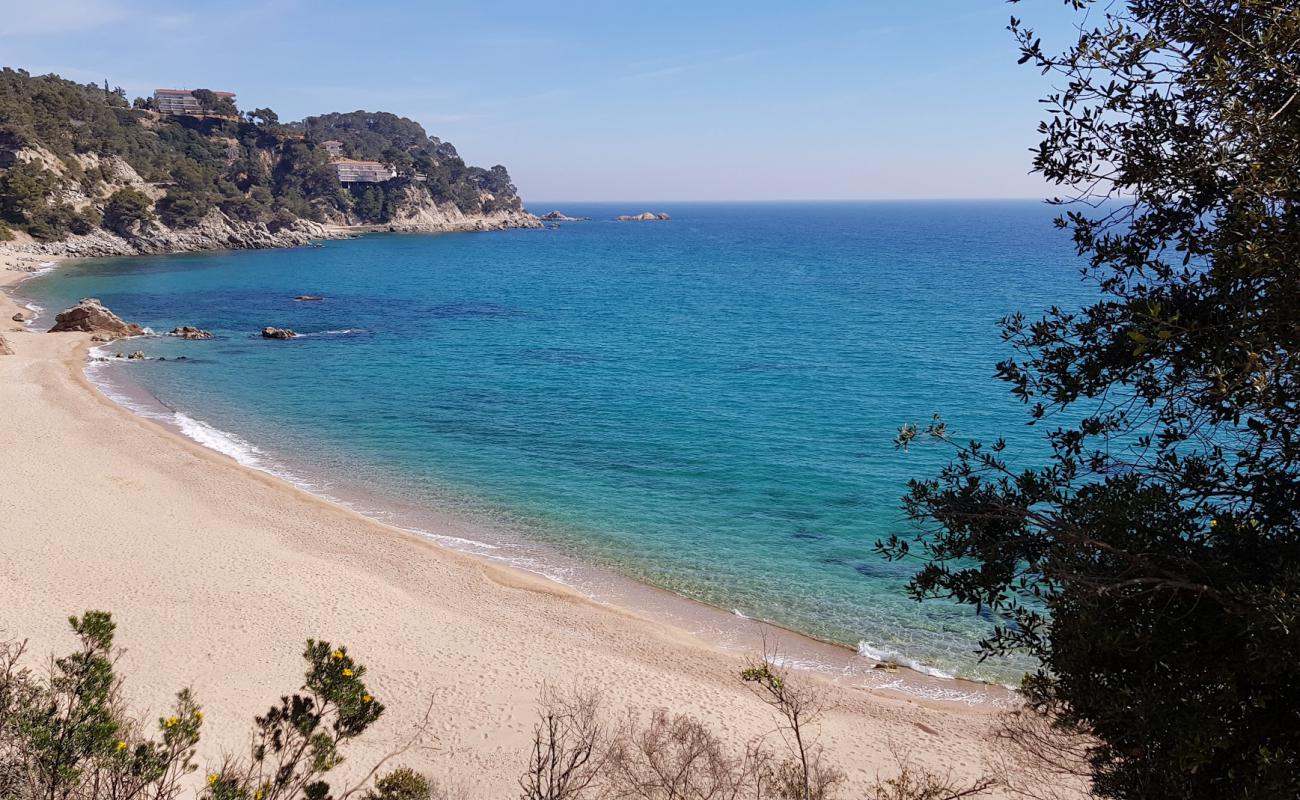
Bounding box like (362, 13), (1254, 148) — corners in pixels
(884, 2), (1300, 798)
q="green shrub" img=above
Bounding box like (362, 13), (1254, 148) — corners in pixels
(103, 188), (154, 235)
(0, 612), (430, 800)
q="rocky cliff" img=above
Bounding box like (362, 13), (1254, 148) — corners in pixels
(0, 68), (540, 256)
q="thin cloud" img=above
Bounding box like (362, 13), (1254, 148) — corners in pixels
(0, 0), (125, 36)
(623, 50), (765, 82)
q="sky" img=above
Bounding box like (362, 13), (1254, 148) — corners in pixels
(0, 0), (1084, 202)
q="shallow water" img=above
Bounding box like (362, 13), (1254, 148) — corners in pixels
(22, 201), (1091, 683)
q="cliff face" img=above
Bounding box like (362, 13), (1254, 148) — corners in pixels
(351, 185), (541, 233)
(14, 208), (348, 258)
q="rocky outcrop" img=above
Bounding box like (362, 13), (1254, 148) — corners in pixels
(358, 186), (543, 233)
(48, 298), (144, 340)
(17, 211), (348, 259)
(167, 326), (212, 340)
(540, 210), (592, 222)
(615, 212), (671, 221)
(261, 327), (297, 339)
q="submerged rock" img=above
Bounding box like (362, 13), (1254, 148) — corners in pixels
(293, 295), (324, 302)
(261, 326), (297, 339)
(167, 326), (212, 340)
(48, 298), (144, 340)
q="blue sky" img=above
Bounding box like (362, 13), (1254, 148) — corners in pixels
(0, 0), (1081, 202)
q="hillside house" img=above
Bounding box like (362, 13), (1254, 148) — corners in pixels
(334, 159), (396, 183)
(153, 88), (236, 116)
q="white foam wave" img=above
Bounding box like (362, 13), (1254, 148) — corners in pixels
(298, 328), (366, 338)
(857, 640), (957, 680)
(173, 413), (268, 467)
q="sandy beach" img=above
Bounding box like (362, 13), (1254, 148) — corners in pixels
(0, 247), (1013, 796)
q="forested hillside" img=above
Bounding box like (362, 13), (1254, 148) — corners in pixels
(0, 68), (533, 248)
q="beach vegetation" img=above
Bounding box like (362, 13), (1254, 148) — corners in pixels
(0, 611), (435, 800)
(887, 1), (1300, 798)
(519, 654), (996, 800)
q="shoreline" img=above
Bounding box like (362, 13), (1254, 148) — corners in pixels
(0, 245), (1013, 793)
(77, 356), (1009, 699)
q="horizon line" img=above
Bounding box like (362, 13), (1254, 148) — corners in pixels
(522, 196), (1052, 205)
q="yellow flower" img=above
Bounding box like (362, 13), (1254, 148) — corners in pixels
(165, 716), (178, 727)
(362, 694), (372, 704)
(207, 773), (219, 786)
(115, 740), (127, 751)
(331, 650), (344, 660)
(342, 668), (353, 677)
(255, 791), (264, 800)
(1210, 518), (1218, 528)
(195, 711), (203, 720)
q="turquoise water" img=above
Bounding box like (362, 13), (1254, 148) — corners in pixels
(22, 201), (1089, 682)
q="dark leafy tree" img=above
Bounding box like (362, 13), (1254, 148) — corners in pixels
(191, 89), (237, 118)
(248, 108), (280, 128)
(102, 188), (154, 235)
(882, 3), (1300, 799)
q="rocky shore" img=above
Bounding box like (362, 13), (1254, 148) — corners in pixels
(8, 205), (541, 260)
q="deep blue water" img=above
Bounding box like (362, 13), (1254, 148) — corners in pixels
(22, 201), (1091, 682)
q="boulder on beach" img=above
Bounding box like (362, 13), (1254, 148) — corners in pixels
(261, 326), (298, 339)
(12, 310), (30, 322)
(48, 298), (144, 340)
(166, 326), (212, 340)
(615, 212), (671, 221)
(293, 295), (324, 302)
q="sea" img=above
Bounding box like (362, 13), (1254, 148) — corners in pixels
(18, 201), (1093, 687)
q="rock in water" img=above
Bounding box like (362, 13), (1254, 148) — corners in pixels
(539, 210), (592, 222)
(293, 295), (324, 302)
(615, 212), (671, 221)
(48, 298), (144, 339)
(167, 326), (213, 340)
(127, 350), (145, 360)
(261, 327), (297, 339)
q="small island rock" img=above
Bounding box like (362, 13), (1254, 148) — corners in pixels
(539, 210), (592, 222)
(615, 212), (671, 221)
(48, 298), (144, 340)
(167, 326), (212, 340)
(261, 327), (298, 339)
(293, 295), (324, 302)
